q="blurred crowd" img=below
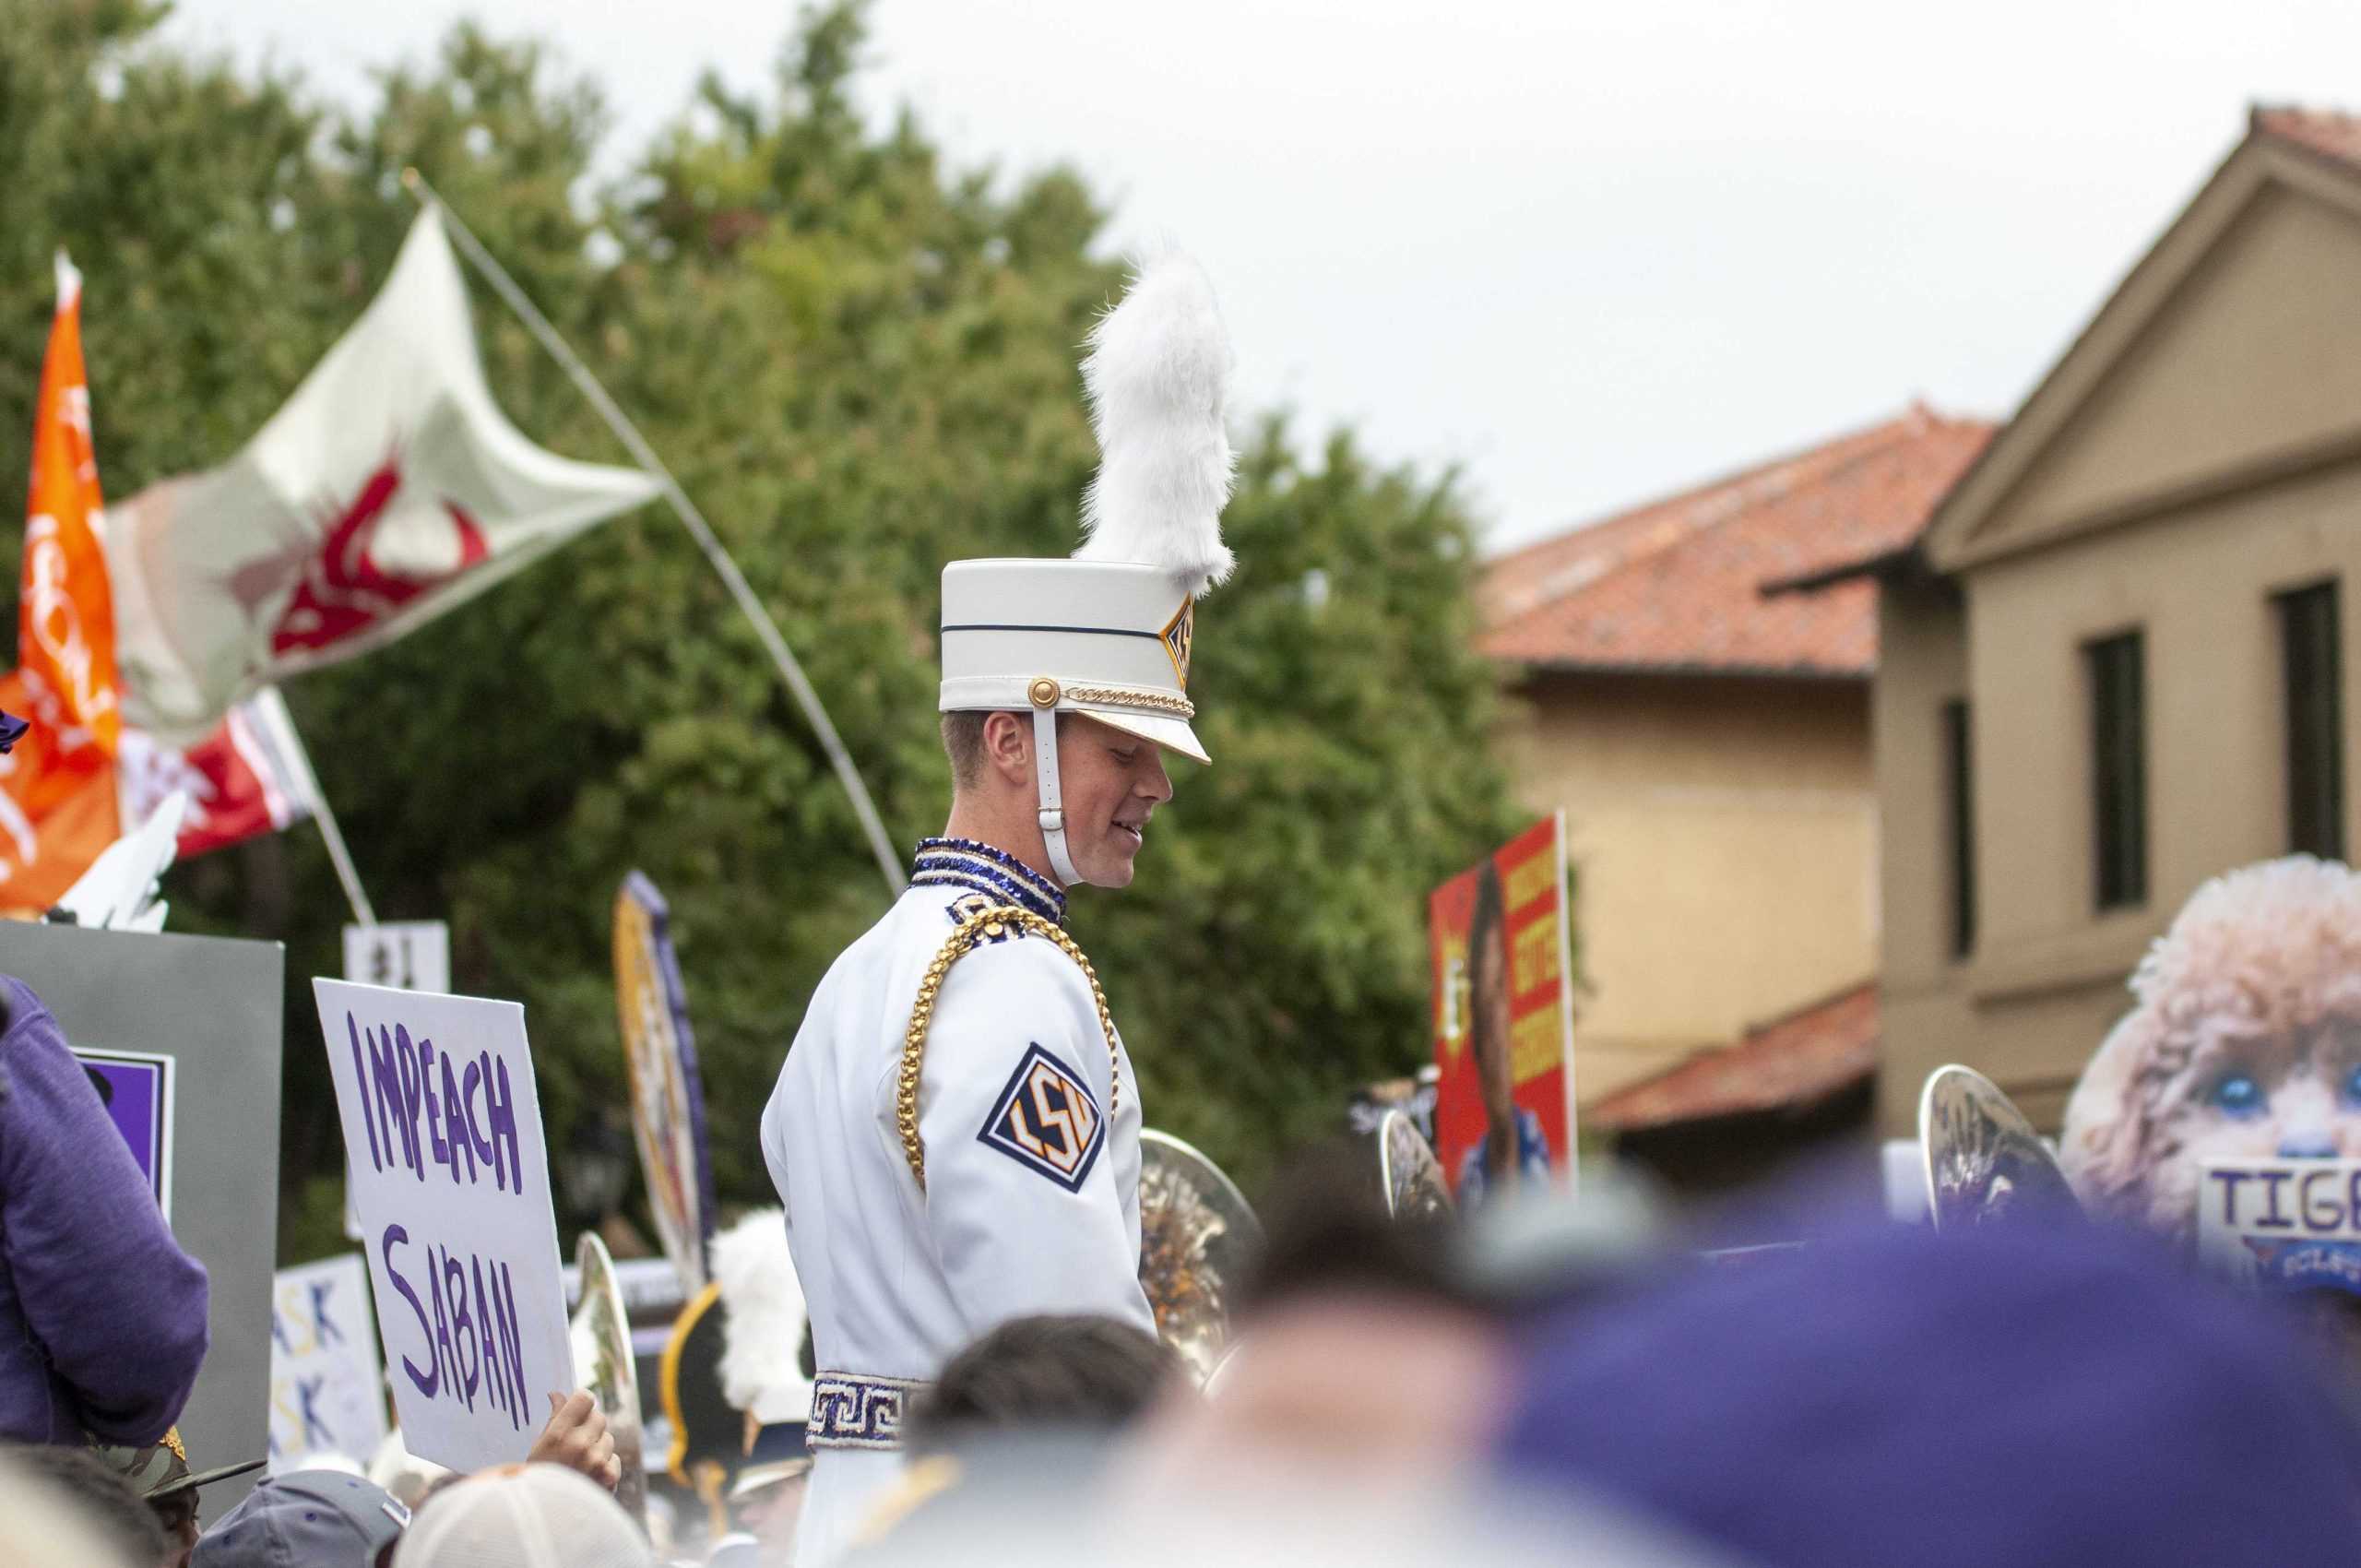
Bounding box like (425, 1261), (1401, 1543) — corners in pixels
(9, 1096), (2361, 1567)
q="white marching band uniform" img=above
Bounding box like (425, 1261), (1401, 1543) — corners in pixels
(760, 251), (1239, 1565)
(760, 851), (1154, 1560)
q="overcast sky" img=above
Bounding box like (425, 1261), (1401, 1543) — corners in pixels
(160, 1), (2361, 552)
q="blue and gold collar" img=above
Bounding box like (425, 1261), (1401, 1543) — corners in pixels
(910, 837), (1066, 924)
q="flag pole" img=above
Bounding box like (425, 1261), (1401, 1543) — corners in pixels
(253, 688), (378, 928)
(308, 788), (379, 930)
(398, 170), (908, 899)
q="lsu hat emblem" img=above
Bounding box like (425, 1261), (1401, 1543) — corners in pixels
(1161, 598), (1194, 687)
(978, 1042), (1106, 1191)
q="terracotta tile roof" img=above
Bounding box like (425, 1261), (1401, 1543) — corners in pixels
(1479, 409), (1993, 676)
(2252, 105), (2361, 171)
(1588, 981), (1879, 1133)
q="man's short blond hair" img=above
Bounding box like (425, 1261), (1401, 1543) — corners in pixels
(941, 710), (991, 790)
(942, 710), (1078, 790)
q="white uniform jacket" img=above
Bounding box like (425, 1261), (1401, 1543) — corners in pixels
(759, 838), (1153, 1564)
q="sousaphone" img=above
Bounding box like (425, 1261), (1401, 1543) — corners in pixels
(570, 1231), (648, 1521)
(1137, 1129), (1263, 1383)
(1917, 1064), (2082, 1231)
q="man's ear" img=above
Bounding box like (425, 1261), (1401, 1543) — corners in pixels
(980, 710), (1033, 787)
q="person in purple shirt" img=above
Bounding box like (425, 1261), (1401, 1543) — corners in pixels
(0, 957), (210, 1444)
(0, 702), (208, 1448)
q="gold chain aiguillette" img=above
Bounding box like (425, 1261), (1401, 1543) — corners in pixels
(896, 904), (1119, 1189)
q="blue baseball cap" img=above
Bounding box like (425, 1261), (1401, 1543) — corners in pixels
(192, 1470), (410, 1568)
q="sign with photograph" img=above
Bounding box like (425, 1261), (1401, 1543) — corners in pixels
(72, 1047), (174, 1218)
(268, 1254), (388, 1470)
(314, 978), (572, 1472)
(1429, 814), (1576, 1207)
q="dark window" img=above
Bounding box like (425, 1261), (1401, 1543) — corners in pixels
(2087, 632), (2147, 909)
(1941, 699), (1975, 957)
(2279, 581), (2343, 861)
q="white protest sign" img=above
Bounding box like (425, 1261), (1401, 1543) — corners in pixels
(2198, 1158), (2361, 1296)
(343, 922), (451, 993)
(338, 921), (451, 1243)
(314, 979), (572, 1472)
(268, 1254), (387, 1471)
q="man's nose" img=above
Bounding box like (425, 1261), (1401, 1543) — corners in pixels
(1140, 752), (1173, 802)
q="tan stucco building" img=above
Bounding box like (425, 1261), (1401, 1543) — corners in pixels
(1480, 410), (1989, 1109)
(1813, 109), (2361, 1134)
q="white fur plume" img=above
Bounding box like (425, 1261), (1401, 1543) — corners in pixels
(711, 1208), (813, 1422)
(1075, 251), (1237, 595)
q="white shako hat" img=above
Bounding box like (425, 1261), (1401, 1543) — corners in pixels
(939, 250), (1236, 886)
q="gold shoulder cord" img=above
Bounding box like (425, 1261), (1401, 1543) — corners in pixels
(896, 903), (1119, 1190)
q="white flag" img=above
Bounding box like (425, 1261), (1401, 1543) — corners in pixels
(105, 210), (659, 741)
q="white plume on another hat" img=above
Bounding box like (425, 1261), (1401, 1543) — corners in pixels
(711, 1208), (813, 1424)
(1075, 251), (1237, 596)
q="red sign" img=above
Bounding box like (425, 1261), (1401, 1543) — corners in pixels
(1429, 814), (1576, 1206)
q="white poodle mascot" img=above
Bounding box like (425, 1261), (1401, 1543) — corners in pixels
(2061, 855), (2361, 1251)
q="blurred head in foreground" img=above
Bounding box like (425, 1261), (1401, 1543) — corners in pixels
(850, 1314), (1178, 1550)
(394, 1464), (649, 1568)
(1133, 1143), (1510, 1487)
(2, 1445), (164, 1567)
(908, 1313), (1178, 1459)
(0, 1447), (143, 1568)
(863, 1435), (1730, 1568)
(1499, 1216), (2361, 1568)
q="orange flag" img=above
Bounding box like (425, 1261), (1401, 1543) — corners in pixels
(18, 253), (118, 753)
(0, 255), (123, 909)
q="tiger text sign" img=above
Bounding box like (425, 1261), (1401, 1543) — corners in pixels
(2199, 1158), (2361, 1298)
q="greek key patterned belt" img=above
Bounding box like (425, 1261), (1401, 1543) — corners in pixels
(808, 1371), (929, 1451)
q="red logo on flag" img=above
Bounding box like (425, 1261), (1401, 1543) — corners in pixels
(271, 454), (489, 656)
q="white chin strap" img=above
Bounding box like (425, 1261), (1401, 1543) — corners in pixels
(1033, 705), (1083, 887)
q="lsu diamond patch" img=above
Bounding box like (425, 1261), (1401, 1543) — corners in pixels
(978, 1042), (1106, 1192)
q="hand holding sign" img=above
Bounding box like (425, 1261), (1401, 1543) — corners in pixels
(314, 979), (573, 1473)
(530, 1390), (621, 1491)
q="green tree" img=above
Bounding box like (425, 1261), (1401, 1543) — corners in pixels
(0, 2), (1523, 1263)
